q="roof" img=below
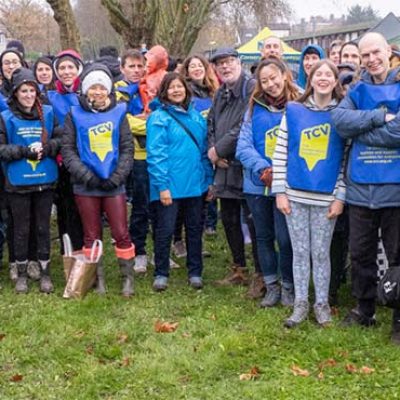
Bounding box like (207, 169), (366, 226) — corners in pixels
(367, 12), (400, 41)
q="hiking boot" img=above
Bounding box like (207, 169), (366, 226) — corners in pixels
(95, 259), (106, 295)
(215, 265), (249, 286)
(246, 273), (266, 299)
(134, 255), (148, 274)
(260, 282), (281, 307)
(284, 301), (309, 328)
(15, 261), (28, 294)
(314, 303), (332, 327)
(391, 318), (400, 345)
(39, 260), (54, 294)
(341, 307), (377, 328)
(189, 276), (203, 290)
(9, 262), (18, 282)
(118, 258), (134, 297)
(281, 285), (295, 307)
(172, 240), (187, 258)
(27, 260), (41, 281)
(153, 275), (168, 292)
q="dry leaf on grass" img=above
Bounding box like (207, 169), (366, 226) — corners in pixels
(317, 371), (324, 380)
(154, 320), (179, 333)
(10, 374), (23, 382)
(291, 365), (310, 377)
(210, 314), (217, 321)
(319, 358), (337, 369)
(239, 366), (261, 381)
(117, 333), (129, 344)
(345, 363), (358, 373)
(85, 344), (94, 355)
(0, 333), (6, 341)
(360, 366), (375, 374)
(182, 332), (191, 338)
(120, 357), (131, 367)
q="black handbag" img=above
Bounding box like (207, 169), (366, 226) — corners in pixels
(377, 266), (400, 309)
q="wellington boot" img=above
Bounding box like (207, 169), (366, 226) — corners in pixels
(95, 259), (106, 295)
(118, 258), (134, 297)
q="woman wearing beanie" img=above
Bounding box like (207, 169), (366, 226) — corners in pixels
(0, 67), (60, 293)
(34, 56), (56, 93)
(62, 63), (135, 297)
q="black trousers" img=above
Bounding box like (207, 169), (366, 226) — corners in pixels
(349, 205), (400, 316)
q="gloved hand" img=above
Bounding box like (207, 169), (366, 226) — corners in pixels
(86, 175), (101, 189)
(259, 167), (273, 188)
(21, 146), (39, 160)
(100, 179), (118, 191)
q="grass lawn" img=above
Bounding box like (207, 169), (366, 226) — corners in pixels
(1, 225), (400, 400)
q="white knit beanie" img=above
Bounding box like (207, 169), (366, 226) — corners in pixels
(81, 70), (112, 95)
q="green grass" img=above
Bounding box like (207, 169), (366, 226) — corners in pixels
(0, 226), (400, 400)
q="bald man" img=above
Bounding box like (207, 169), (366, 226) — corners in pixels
(261, 36), (283, 59)
(332, 32), (400, 344)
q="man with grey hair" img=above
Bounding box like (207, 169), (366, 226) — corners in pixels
(332, 32), (400, 344)
(261, 36), (284, 60)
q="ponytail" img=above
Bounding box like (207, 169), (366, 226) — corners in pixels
(35, 99), (48, 144)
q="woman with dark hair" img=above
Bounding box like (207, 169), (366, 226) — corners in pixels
(0, 67), (60, 293)
(236, 57), (298, 307)
(146, 72), (213, 291)
(33, 56), (56, 92)
(272, 60), (346, 328)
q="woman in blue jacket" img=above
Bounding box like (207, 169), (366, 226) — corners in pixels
(236, 58), (298, 308)
(147, 72), (213, 291)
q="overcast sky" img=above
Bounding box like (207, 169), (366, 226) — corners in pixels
(288, 0), (400, 22)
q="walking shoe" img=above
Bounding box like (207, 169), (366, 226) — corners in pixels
(39, 260), (54, 294)
(246, 273), (266, 299)
(189, 276), (203, 290)
(27, 261), (41, 281)
(215, 265), (249, 286)
(15, 261), (28, 294)
(134, 255), (148, 274)
(284, 301), (309, 328)
(172, 240), (187, 258)
(153, 275), (168, 292)
(260, 282), (281, 307)
(281, 286), (295, 307)
(205, 227), (217, 236)
(314, 303), (332, 327)
(9, 262), (18, 282)
(341, 307), (377, 328)
(391, 319), (400, 345)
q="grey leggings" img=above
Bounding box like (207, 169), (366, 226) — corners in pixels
(285, 201), (336, 305)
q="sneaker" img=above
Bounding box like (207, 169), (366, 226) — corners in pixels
(27, 261), (41, 281)
(15, 276), (28, 294)
(9, 262), (18, 282)
(215, 265), (249, 286)
(284, 301), (309, 328)
(246, 273), (266, 299)
(260, 283), (281, 307)
(153, 276), (168, 292)
(205, 227), (217, 236)
(189, 276), (203, 289)
(281, 286), (295, 307)
(172, 240), (187, 258)
(341, 307), (377, 328)
(134, 255), (148, 274)
(314, 303), (332, 327)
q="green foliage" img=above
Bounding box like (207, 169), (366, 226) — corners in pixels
(346, 4), (379, 25)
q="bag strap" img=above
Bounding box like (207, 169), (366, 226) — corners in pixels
(63, 234), (73, 257)
(89, 240), (103, 263)
(164, 110), (201, 151)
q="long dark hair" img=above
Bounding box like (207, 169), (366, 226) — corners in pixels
(297, 59), (344, 104)
(158, 72), (192, 109)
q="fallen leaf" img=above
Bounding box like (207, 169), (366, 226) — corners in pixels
(239, 373), (253, 381)
(85, 344), (94, 355)
(10, 374), (23, 382)
(0, 333), (6, 341)
(73, 330), (86, 339)
(182, 332), (191, 338)
(360, 366), (375, 374)
(120, 357), (131, 367)
(239, 366), (261, 381)
(319, 358), (337, 369)
(318, 371), (324, 380)
(117, 333), (129, 344)
(154, 320), (179, 333)
(331, 306), (340, 317)
(210, 314), (217, 321)
(337, 350), (349, 358)
(345, 363), (358, 373)
(291, 365), (310, 377)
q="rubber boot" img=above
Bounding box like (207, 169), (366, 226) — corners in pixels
(95, 259), (106, 295)
(15, 260), (28, 294)
(39, 260), (54, 293)
(118, 258), (134, 297)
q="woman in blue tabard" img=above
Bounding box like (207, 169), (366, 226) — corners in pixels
(236, 58), (298, 308)
(62, 64), (135, 297)
(0, 68), (60, 294)
(272, 59), (346, 328)
(147, 72), (213, 292)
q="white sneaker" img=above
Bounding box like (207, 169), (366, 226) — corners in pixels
(134, 255), (148, 274)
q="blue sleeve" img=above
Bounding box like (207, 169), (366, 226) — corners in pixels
(236, 110), (270, 174)
(357, 113), (400, 147)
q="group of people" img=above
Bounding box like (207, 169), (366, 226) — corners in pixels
(0, 30), (400, 344)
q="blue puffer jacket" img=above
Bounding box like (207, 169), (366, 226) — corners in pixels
(146, 99), (213, 202)
(331, 67), (400, 209)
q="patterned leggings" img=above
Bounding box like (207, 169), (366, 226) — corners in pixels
(285, 201), (336, 304)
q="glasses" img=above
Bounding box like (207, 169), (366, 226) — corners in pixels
(3, 60), (21, 67)
(215, 57), (237, 68)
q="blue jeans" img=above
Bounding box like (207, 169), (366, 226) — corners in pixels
(205, 200), (218, 230)
(129, 160), (150, 255)
(245, 194), (293, 287)
(151, 196), (203, 278)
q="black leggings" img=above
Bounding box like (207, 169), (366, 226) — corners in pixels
(8, 190), (54, 262)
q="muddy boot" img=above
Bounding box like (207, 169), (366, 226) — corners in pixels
(246, 272), (266, 299)
(215, 265), (249, 286)
(95, 259), (106, 295)
(15, 260), (28, 294)
(118, 258), (134, 297)
(260, 282), (281, 308)
(27, 260), (41, 281)
(39, 260), (54, 294)
(9, 262), (18, 282)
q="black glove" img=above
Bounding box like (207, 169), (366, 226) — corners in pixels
(41, 143), (51, 158)
(100, 179), (119, 191)
(86, 175), (101, 189)
(25, 147), (39, 160)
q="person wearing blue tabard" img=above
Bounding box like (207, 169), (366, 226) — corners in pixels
(0, 68), (60, 294)
(236, 57), (298, 308)
(33, 56), (56, 94)
(272, 60), (346, 328)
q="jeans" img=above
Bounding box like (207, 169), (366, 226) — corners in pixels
(128, 160), (150, 255)
(151, 196), (203, 278)
(205, 200), (218, 230)
(245, 194), (293, 286)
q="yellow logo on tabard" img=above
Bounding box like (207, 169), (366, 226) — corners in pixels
(88, 121), (113, 162)
(299, 123), (331, 171)
(264, 125), (279, 159)
(27, 159), (40, 171)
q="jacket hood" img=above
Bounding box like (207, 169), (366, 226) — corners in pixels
(145, 45), (169, 74)
(95, 55), (123, 81)
(297, 44), (326, 89)
(10, 67), (40, 96)
(53, 49), (84, 79)
(80, 62), (114, 91)
(359, 66), (400, 85)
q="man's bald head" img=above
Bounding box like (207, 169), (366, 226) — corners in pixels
(359, 32), (391, 83)
(261, 36), (283, 59)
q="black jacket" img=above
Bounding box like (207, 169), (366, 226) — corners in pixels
(207, 71), (255, 199)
